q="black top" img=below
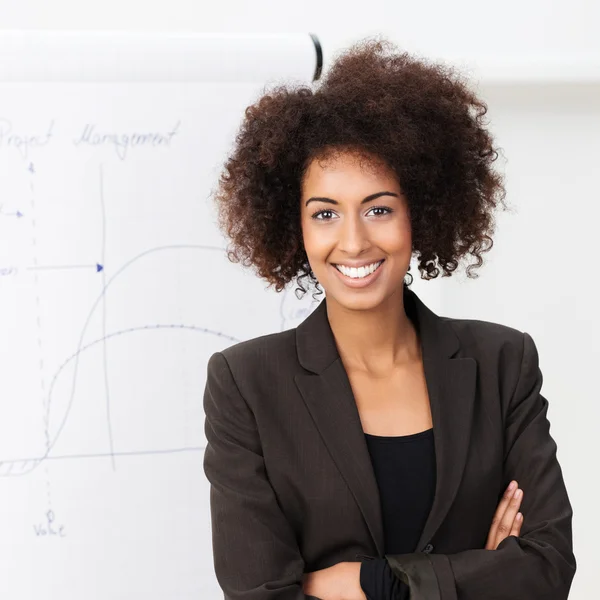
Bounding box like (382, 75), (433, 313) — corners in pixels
(359, 427), (436, 600)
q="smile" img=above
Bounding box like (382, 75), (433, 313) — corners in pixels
(331, 259), (385, 288)
(334, 260), (384, 278)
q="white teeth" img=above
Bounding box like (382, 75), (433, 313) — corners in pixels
(335, 260), (383, 279)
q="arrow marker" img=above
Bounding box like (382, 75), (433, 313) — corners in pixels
(26, 263), (104, 272)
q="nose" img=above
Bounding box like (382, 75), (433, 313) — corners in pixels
(337, 214), (371, 254)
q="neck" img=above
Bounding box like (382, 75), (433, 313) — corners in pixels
(325, 286), (421, 375)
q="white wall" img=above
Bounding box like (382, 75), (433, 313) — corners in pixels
(0, 2), (599, 88)
(0, 0), (598, 59)
(1, 1), (597, 598)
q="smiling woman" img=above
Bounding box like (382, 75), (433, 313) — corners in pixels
(204, 34), (575, 600)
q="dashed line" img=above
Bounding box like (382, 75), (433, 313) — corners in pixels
(28, 162), (53, 509)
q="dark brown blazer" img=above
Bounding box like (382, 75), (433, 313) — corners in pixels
(203, 285), (576, 600)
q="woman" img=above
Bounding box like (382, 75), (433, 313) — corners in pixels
(202, 37), (576, 600)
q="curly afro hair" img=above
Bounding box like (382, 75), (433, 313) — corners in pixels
(212, 35), (509, 300)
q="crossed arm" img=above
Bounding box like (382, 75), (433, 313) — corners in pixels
(303, 475), (528, 600)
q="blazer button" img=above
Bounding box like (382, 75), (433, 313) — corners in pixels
(422, 543), (434, 553)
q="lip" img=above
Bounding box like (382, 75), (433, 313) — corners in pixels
(331, 259), (385, 289)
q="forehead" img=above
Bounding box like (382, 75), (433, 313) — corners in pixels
(302, 150), (398, 189)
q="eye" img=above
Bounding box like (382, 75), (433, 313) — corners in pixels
(311, 209), (335, 221)
(310, 206), (393, 221)
(370, 206), (393, 217)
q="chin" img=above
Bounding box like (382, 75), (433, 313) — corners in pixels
(327, 290), (386, 310)
(326, 281), (406, 310)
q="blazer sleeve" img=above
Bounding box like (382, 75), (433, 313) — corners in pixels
(203, 351), (320, 600)
(383, 331), (577, 600)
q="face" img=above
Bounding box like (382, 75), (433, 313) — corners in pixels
(300, 150), (412, 311)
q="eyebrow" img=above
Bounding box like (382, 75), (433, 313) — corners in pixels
(304, 191), (399, 207)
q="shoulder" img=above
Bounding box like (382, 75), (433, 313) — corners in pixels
(436, 316), (545, 418)
(208, 327), (297, 383)
(443, 314), (526, 352)
(220, 327), (295, 362)
(441, 314), (534, 379)
(441, 314), (540, 389)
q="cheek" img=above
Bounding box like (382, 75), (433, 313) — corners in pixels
(302, 222), (330, 253)
(378, 224), (411, 252)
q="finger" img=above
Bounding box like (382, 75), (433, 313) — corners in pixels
(494, 488), (523, 548)
(486, 480), (517, 546)
(510, 512), (523, 538)
(486, 481), (518, 549)
(487, 485), (523, 550)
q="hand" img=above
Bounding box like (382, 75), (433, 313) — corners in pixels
(302, 561), (366, 600)
(485, 479), (524, 550)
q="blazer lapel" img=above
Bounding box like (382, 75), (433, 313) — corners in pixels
(293, 285), (477, 557)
